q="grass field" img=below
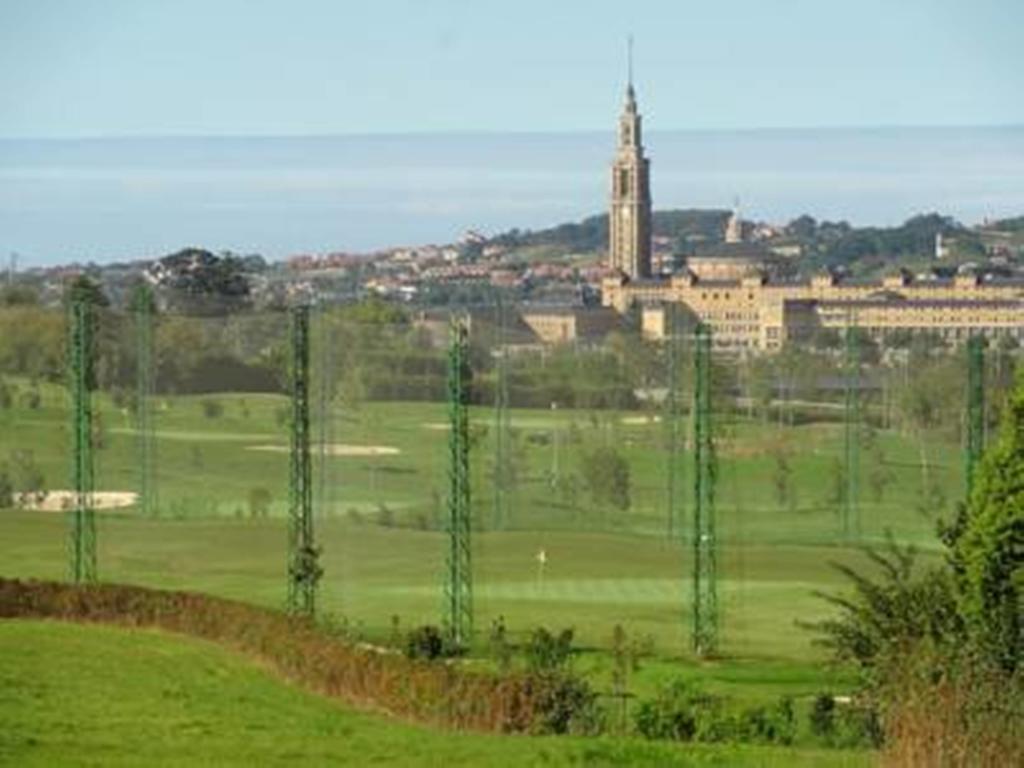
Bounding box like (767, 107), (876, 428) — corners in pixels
(0, 620), (873, 767)
(0, 377), (960, 708)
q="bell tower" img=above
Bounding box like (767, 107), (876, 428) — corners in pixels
(609, 38), (652, 279)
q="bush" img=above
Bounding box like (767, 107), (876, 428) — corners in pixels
(809, 693), (836, 740)
(634, 679), (704, 741)
(807, 693), (881, 749)
(947, 373), (1024, 672)
(10, 449), (45, 503)
(201, 398), (224, 419)
(635, 680), (798, 746)
(580, 445), (631, 511)
(21, 387), (40, 410)
(376, 503), (395, 527)
(248, 488), (272, 519)
(523, 672), (603, 736)
(0, 464), (12, 508)
(404, 624), (447, 661)
(523, 627), (574, 674)
(735, 698), (796, 746)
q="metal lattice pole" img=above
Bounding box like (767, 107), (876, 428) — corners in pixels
(493, 297), (510, 531)
(68, 298), (96, 583)
(287, 305), (320, 616)
(317, 303), (334, 520)
(691, 323), (717, 657)
(843, 320), (861, 541)
(664, 303), (684, 539)
(444, 315), (473, 649)
(965, 335), (985, 498)
(134, 285), (157, 517)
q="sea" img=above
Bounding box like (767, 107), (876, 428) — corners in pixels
(1, 126), (1023, 267)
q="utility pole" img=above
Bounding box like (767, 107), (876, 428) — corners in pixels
(444, 315), (473, 650)
(134, 284), (157, 517)
(965, 335), (985, 498)
(493, 296), (510, 531)
(691, 324), (717, 657)
(843, 318), (861, 541)
(287, 304), (321, 616)
(664, 303), (684, 539)
(69, 298), (97, 583)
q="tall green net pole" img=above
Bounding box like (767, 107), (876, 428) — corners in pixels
(493, 296), (510, 531)
(287, 304), (321, 616)
(691, 323), (717, 657)
(317, 303), (334, 521)
(444, 315), (473, 649)
(664, 303), (684, 539)
(134, 284), (157, 517)
(843, 319), (861, 541)
(965, 335), (985, 498)
(68, 298), (97, 583)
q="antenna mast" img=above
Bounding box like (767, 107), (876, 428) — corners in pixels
(627, 35), (634, 88)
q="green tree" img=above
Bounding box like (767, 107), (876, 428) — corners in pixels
(866, 443), (894, 505)
(580, 445), (631, 512)
(947, 373), (1024, 672)
(771, 442), (794, 510)
(0, 463), (12, 508)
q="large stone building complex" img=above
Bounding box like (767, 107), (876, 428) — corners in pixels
(600, 84), (1024, 351)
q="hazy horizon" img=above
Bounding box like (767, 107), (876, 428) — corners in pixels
(3, 125), (1023, 267)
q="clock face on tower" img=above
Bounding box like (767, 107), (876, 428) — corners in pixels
(620, 207), (631, 220)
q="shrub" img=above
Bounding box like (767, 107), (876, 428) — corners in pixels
(635, 680), (799, 746)
(488, 616), (513, 673)
(404, 624), (447, 661)
(201, 398), (224, 419)
(376, 503), (395, 527)
(523, 672), (602, 736)
(809, 693), (836, 741)
(10, 449), (45, 504)
(0, 464), (12, 508)
(523, 627), (574, 674)
(634, 679), (703, 741)
(580, 445), (631, 511)
(248, 488), (272, 519)
(946, 375), (1024, 672)
(21, 387), (40, 410)
(735, 698), (796, 745)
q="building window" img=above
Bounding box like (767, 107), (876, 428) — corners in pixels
(619, 169), (629, 197)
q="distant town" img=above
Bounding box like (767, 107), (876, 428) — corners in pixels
(6, 77), (1024, 352)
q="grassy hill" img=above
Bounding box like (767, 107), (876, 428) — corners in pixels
(0, 620), (872, 767)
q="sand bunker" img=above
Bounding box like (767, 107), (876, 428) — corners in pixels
(247, 444), (401, 457)
(16, 491), (138, 512)
(621, 415), (661, 425)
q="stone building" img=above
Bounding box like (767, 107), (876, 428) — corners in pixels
(600, 79), (1024, 351)
(608, 77), (652, 279)
(519, 306), (621, 346)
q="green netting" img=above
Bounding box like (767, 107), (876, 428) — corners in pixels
(0, 301), (1015, 660)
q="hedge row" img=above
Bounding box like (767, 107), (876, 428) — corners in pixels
(0, 578), (563, 734)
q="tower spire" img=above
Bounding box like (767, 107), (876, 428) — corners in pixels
(609, 39), (651, 279)
(627, 34), (634, 90)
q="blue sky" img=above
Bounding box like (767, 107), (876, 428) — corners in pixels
(1, 0), (1022, 137)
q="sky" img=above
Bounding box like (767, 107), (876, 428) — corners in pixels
(1, 0), (1022, 138)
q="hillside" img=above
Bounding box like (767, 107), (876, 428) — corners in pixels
(0, 621), (870, 767)
(488, 209), (998, 275)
